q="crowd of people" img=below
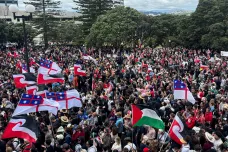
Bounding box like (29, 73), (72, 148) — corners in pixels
(0, 46), (228, 152)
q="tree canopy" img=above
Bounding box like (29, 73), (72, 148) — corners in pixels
(85, 0), (228, 50)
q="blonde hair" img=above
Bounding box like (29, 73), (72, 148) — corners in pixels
(115, 137), (121, 145)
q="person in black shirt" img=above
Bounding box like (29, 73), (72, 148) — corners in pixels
(44, 139), (54, 152)
(0, 131), (6, 152)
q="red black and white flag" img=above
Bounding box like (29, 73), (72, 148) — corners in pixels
(74, 64), (86, 76)
(169, 113), (187, 145)
(13, 73), (36, 88)
(14, 51), (19, 58)
(22, 64), (36, 74)
(38, 58), (62, 75)
(26, 85), (48, 98)
(29, 57), (38, 66)
(37, 73), (64, 84)
(7, 52), (14, 57)
(2, 115), (40, 143)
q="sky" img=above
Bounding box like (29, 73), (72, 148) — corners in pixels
(18, 0), (199, 12)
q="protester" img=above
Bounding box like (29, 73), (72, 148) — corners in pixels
(0, 46), (228, 152)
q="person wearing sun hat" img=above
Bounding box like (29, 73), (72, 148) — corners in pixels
(60, 116), (69, 127)
(203, 132), (215, 151)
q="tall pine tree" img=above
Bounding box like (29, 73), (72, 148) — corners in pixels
(24, 0), (61, 15)
(74, 0), (112, 35)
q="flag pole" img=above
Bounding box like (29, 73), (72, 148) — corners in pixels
(49, 113), (56, 144)
(159, 113), (177, 152)
(131, 104), (134, 149)
(45, 92), (56, 144)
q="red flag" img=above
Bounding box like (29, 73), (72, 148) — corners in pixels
(16, 60), (22, 69)
(7, 52), (14, 57)
(2, 115), (40, 143)
(14, 51), (19, 58)
(169, 113), (187, 145)
(26, 85), (47, 98)
(37, 73), (64, 84)
(74, 64), (86, 76)
(29, 58), (37, 66)
(13, 73), (36, 88)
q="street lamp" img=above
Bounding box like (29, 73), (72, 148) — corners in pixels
(9, 4), (35, 73)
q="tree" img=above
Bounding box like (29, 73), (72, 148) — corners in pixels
(181, 0), (228, 49)
(53, 21), (84, 45)
(0, 20), (7, 43)
(30, 14), (57, 44)
(24, 0), (61, 15)
(74, 0), (112, 35)
(5, 23), (37, 46)
(86, 6), (143, 47)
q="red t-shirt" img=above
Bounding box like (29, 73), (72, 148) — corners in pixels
(205, 112), (213, 122)
(72, 131), (85, 141)
(186, 116), (196, 129)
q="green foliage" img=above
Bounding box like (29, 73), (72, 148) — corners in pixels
(24, 0), (61, 15)
(85, 0), (228, 50)
(0, 21), (36, 45)
(51, 21), (84, 44)
(86, 6), (143, 47)
(75, 0), (112, 35)
(0, 20), (7, 43)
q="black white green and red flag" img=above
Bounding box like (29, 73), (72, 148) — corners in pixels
(131, 104), (165, 129)
(169, 113), (187, 145)
(2, 115), (40, 143)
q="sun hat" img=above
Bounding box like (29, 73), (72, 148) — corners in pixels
(205, 132), (215, 143)
(57, 126), (64, 133)
(56, 134), (64, 140)
(192, 127), (201, 133)
(61, 116), (69, 123)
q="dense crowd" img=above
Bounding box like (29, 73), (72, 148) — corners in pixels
(0, 46), (228, 152)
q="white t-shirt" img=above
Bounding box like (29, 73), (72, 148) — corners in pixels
(111, 143), (122, 152)
(88, 146), (97, 152)
(124, 143), (136, 151)
(181, 144), (190, 152)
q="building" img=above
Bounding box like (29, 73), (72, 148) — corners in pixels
(0, 0), (17, 5)
(111, 0), (124, 8)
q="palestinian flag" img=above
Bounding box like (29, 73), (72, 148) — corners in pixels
(169, 113), (187, 145)
(131, 104), (165, 129)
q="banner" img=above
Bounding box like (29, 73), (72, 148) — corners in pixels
(221, 51), (228, 57)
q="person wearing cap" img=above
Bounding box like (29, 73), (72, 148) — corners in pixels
(212, 131), (223, 152)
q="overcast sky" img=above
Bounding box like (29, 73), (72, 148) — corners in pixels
(18, 0), (199, 12)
